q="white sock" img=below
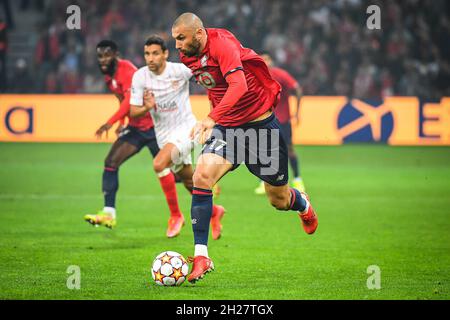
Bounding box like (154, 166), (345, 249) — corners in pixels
(103, 206), (116, 218)
(194, 244), (209, 258)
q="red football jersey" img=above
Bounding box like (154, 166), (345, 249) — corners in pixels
(180, 28), (281, 127)
(270, 67), (299, 124)
(104, 59), (154, 131)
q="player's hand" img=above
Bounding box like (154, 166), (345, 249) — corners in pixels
(95, 123), (112, 139)
(190, 117), (215, 144)
(294, 113), (301, 126)
(115, 124), (125, 137)
(143, 90), (156, 111)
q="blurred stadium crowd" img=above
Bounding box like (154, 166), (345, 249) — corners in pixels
(1, 0), (449, 99)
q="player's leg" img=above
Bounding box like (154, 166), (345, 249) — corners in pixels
(85, 138), (140, 228)
(247, 114), (317, 234)
(282, 121), (305, 192)
(264, 182), (317, 234)
(151, 142), (186, 238)
(174, 159), (227, 241)
(175, 163), (194, 193)
(177, 163), (226, 241)
(188, 152), (233, 283)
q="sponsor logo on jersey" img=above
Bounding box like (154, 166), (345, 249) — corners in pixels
(171, 80), (180, 89)
(155, 100), (178, 112)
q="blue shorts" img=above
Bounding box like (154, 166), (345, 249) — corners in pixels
(279, 121), (292, 147)
(118, 126), (159, 157)
(202, 113), (289, 186)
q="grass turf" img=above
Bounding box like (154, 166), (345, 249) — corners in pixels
(0, 143), (449, 300)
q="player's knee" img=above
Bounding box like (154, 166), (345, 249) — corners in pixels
(153, 158), (167, 173)
(192, 170), (213, 189)
(104, 156), (119, 169)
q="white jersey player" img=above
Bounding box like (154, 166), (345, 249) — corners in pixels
(129, 35), (225, 239)
(131, 61), (196, 171)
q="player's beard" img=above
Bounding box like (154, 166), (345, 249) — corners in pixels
(99, 59), (117, 76)
(182, 37), (202, 57)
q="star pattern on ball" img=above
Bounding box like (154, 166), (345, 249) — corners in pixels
(160, 253), (172, 264)
(154, 270), (164, 282)
(172, 268), (183, 281)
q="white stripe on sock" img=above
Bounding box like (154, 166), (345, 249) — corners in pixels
(194, 244), (209, 258)
(103, 206), (116, 218)
(157, 168), (171, 178)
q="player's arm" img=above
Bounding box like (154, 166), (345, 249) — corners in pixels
(107, 92), (131, 125)
(293, 84), (303, 125)
(130, 90), (156, 118)
(208, 70), (248, 122)
(208, 40), (248, 122)
(191, 41), (248, 143)
(128, 70), (152, 118)
(191, 71), (248, 143)
(95, 93), (130, 139)
(113, 93), (126, 128)
(282, 69), (302, 125)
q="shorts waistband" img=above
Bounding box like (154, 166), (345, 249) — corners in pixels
(217, 113), (276, 129)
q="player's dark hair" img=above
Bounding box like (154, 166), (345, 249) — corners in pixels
(145, 35), (167, 52)
(96, 40), (118, 52)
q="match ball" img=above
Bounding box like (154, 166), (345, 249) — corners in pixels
(151, 251), (189, 286)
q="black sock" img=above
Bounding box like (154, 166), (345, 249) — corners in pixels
(289, 188), (307, 212)
(289, 155), (300, 178)
(191, 187), (213, 245)
(103, 167), (118, 208)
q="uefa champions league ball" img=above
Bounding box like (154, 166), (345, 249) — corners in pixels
(151, 251), (189, 286)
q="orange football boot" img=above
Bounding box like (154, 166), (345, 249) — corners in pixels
(166, 215), (185, 238)
(210, 205), (225, 240)
(298, 192), (318, 234)
(187, 256), (214, 283)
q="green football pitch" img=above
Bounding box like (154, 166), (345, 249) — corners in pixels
(0, 143), (449, 300)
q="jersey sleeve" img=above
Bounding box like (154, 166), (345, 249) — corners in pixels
(212, 35), (244, 78)
(107, 91), (131, 126)
(178, 63), (194, 81)
(129, 70), (145, 106)
(279, 69), (298, 90)
(120, 65), (136, 93)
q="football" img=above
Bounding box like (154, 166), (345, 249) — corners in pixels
(151, 251), (189, 286)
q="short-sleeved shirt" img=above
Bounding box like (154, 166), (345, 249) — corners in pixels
(129, 62), (196, 146)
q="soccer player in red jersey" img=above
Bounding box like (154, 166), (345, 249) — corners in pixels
(172, 13), (318, 283)
(84, 40), (181, 236)
(254, 53), (305, 195)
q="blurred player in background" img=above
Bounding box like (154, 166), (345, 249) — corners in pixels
(172, 13), (318, 283)
(254, 52), (305, 195)
(130, 35), (225, 239)
(84, 40), (179, 234)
